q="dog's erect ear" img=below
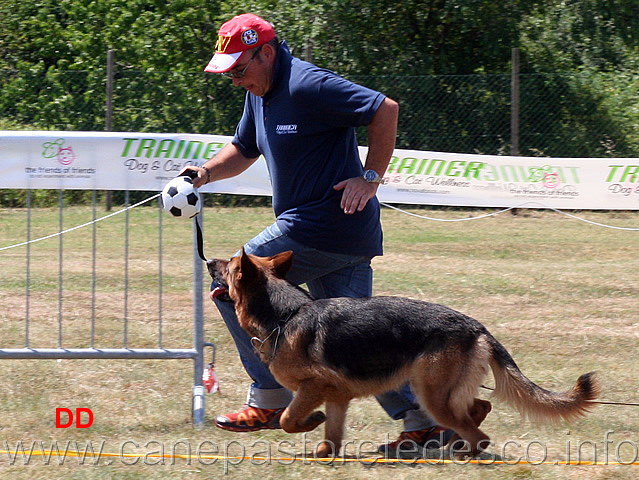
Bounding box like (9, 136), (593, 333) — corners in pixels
(238, 247), (259, 281)
(269, 250), (294, 279)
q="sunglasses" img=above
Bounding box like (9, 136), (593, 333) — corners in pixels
(221, 47), (262, 79)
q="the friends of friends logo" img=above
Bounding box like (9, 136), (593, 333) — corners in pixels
(42, 138), (76, 166)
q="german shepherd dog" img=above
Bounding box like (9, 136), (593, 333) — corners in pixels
(208, 249), (599, 458)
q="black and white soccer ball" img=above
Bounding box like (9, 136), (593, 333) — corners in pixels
(161, 176), (201, 218)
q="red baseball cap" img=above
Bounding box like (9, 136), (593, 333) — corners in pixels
(204, 13), (276, 73)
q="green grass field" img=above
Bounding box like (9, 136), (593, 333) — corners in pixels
(0, 204), (638, 479)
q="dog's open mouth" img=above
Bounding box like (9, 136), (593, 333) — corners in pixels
(210, 282), (231, 302)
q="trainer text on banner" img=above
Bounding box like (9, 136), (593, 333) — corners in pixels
(0, 131), (269, 194)
(360, 146), (639, 209)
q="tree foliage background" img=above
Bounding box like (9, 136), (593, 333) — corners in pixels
(0, 0), (637, 160)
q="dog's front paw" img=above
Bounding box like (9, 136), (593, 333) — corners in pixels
(280, 410), (326, 433)
(315, 440), (338, 459)
(304, 410), (326, 430)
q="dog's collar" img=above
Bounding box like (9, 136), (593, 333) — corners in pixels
(250, 324), (283, 361)
(250, 304), (308, 360)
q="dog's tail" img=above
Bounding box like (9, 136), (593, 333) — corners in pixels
(487, 336), (600, 424)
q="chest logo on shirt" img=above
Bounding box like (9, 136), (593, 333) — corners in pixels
(275, 124), (298, 135)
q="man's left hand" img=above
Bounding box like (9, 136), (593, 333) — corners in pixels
(333, 177), (378, 215)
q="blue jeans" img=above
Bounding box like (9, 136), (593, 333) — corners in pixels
(213, 221), (437, 431)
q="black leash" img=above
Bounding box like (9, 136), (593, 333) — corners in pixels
(177, 169), (208, 262)
(480, 385), (639, 407)
(194, 215), (207, 262)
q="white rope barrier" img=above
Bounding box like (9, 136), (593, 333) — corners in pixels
(1, 197), (638, 253)
(0, 194), (160, 252)
(381, 201), (639, 231)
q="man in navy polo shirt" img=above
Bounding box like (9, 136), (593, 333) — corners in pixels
(184, 13), (452, 454)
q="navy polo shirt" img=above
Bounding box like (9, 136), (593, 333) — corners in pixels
(232, 42), (384, 257)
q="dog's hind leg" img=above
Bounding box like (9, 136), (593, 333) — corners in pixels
(315, 400), (349, 458)
(466, 398), (492, 430)
(446, 398), (492, 448)
(411, 353), (491, 457)
(279, 380), (327, 434)
(418, 393), (491, 457)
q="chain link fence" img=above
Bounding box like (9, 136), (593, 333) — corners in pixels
(0, 66), (636, 159)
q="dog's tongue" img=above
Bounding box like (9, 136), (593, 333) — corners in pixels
(210, 285), (228, 300)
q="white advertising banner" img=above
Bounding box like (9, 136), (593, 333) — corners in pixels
(1, 130), (639, 210)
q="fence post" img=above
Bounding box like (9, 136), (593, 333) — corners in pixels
(192, 215), (206, 427)
(105, 49), (114, 211)
(511, 47), (520, 156)
(305, 39), (313, 63)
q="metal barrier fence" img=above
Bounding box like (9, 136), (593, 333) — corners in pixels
(0, 190), (210, 426)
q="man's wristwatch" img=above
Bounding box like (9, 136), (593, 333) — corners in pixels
(362, 169), (383, 184)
